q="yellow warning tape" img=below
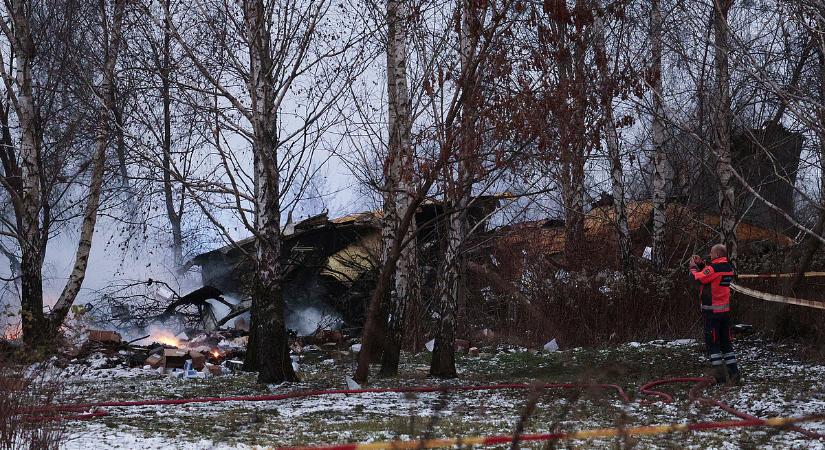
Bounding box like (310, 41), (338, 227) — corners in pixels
(731, 283), (825, 310)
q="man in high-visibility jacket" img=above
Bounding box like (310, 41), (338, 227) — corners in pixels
(689, 244), (740, 384)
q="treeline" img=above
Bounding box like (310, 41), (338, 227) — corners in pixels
(0, 0), (823, 382)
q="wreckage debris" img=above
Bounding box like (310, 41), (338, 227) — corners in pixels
(88, 329), (122, 344)
(59, 326), (371, 381)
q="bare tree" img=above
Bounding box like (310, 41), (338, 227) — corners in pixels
(712, 0), (737, 261)
(593, 4), (632, 273)
(378, 0), (420, 377)
(151, 0), (369, 383)
(354, 0), (520, 383)
(0, 0), (125, 348)
(650, 0), (668, 269)
(429, 0), (483, 379)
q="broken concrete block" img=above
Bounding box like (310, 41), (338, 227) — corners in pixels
(543, 339), (559, 352)
(145, 354), (163, 369)
(88, 330), (122, 344)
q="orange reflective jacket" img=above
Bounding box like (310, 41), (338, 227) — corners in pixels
(690, 257), (734, 313)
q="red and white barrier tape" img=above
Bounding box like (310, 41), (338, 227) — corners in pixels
(731, 283), (825, 310)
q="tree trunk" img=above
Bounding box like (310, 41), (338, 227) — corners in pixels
(430, 196), (463, 378)
(558, 9), (586, 270)
(13, 0), (46, 349)
(593, 12), (631, 273)
(650, 0), (668, 269)
(431, 0), (477, 378)
(241, 0), (297, 384)
(776, 22), (825, 337)
(48, 0), (126, 335)
(355, 196), (419, 382)
(379, 0), (417, 376)
(161, 0), (184, 267)
(713, 0), (737, 262)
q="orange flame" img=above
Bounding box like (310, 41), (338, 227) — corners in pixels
(149, 329), (183, 348)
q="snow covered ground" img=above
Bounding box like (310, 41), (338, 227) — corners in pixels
(55, 336), (825, 449)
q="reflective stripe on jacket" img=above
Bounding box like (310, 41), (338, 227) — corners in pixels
(690, 257), (734, 313)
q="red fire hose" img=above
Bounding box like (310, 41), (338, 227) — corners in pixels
(20, 382), (628, 421)
(19, 378), (825, 442)
(639, 376), (824, 439)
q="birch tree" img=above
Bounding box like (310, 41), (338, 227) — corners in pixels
(378, 0), (420, 376)
(354, 0), (520, 383)
(650, 0), (668, 269)
(154, 0), (369, 383)
(0, 0), (125, 348)
(593, 5), (631, 273)
(712, 0), (737, 261)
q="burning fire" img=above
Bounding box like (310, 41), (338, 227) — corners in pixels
(145, 327), (184, 348)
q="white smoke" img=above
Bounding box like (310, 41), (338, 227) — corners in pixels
(286, 305), (343, 336)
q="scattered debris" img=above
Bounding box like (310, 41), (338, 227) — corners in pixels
(88, 330), (122, 344)
(543, 339), (559, 352)
(144, 354), (163, 369)
(345, 376), (361, 390)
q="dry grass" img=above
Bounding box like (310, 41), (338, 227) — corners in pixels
(0, 354), (67, 449)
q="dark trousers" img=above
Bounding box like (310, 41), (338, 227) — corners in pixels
(703, 312), (739, 380)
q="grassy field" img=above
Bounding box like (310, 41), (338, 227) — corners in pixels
(58, 336), (825, 449)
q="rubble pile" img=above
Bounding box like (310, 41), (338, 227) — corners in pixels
(62, 328), (252, 380)
(60, 326), (363, 380)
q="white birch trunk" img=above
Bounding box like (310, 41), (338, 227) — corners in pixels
(161, 0), (183, 267)
(713, 0), (737, 261)
(651, 0), (668, 269)
(431, 0), (475, 378)
(11, 0), (46, 346)
(380, 0), (419, 375)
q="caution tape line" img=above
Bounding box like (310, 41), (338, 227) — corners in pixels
(730, 283), (825, 310)
(737, 272), (825, 279)
(271, 415), (825, 450)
